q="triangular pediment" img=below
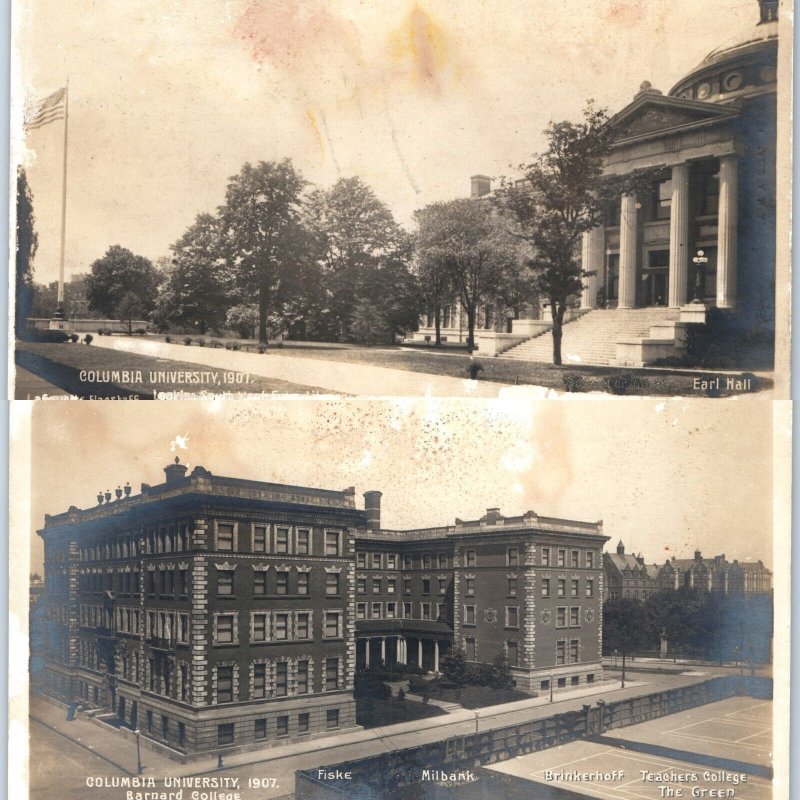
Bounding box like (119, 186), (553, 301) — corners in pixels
(609, 91), (738, 141)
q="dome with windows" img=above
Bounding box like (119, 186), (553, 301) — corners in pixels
(669, 1), (777, 104)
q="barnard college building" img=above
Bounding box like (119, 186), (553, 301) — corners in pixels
(413, 0), (778, 367)
(37, 462), (608, 757)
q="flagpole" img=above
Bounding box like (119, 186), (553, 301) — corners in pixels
(55, 80), (69, 318)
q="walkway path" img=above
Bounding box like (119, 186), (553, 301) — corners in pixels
(90, 337), (552, 398)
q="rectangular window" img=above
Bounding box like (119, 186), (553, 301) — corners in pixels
(422, 579), (431, 594)
(403, 554), (413, 569)
(372, 579), (381, 595)
(541, 578), (550, 597)
(275, 527), (289, 554)
(464, 605), (476, 625)
(296, 529), (310, 555)
(324, 612), (340, 638)
(586, 550), (594, 569)
(571, 550), (579, 568)
(276, 571), (289, 595)
(507, 547), (519, 567)
(556, 640), (566, 666)
(217, 524), (234, 552)
(571, 579), (579, 597)
(326, 709), (340, 729)
(326, 573), (340, 595)
(438, 578), (448, 594)
(386, 602), (397, 618)
(356, 602), (366, 619)
(252, 613), (268, 642)
(297, 572), (309, 596)
(217, 615), (235, 644)
(277, 715), (289, 737)
(508, 577), (518, 597)
(274, 613), (289, 640)
(507, 641), (519, 667)
(387, 579), (396, 594)
(356, 553), (366, 568)
(556, 607), (567, 627)
(253, 663), (266, 698)
(437, 553), (447, 568)
(557, 549), (566, 567)
(387, 554), (398, 569)
(298, 712), (310, 733)
(275, 662), (288, 697)
(297, 661), (310, 694)
(254, 719), (267, 740)
(254, 571), (266, 596)
(570, 606), (580, 626)
(179, 569), (188, 596)
(557, 578), (566, 597)
(357, 578), (366, 594)
(217, 723), (234, 745)
(403, 602), (412, 618)
(253, 525), (267, 553)
(217, 666), (233, 703)
(371, 553), (382, 569)
(422, 554), (431, 569)
(506, 606), (519, 628)
(403, 579), (411, 594)
(465, 550), (476, 568)
(325, 658), (338, 690)
(570, 640), (580, 663)
(465, 578), (475, 596)
(371, 602), (382, 618)
(325, 532), (340, 557)
(541, 547), (551, 566)
(296, 612), (310, 639)
(422, 602), (431, 620)
(217, 570), (234, 596)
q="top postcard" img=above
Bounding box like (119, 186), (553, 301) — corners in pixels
(10, 0), (792, 400)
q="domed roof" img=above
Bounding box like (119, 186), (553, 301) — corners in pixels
(702, 18), (778, 68)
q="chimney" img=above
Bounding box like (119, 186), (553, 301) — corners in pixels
(164, 457), (188, 484)
(694, 549), (702, 562)
(470, 175), (491, 198)
(616, 540), (625, 555)
(484, 508), (502, 524)
(364, 491), (382, 532)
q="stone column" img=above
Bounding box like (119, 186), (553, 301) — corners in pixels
(380, 637), (386, 663)
(418, 639), (423, 667)
(581, 226), (605, 309)
(668, 163), (690, 307)
(618, 193), (639, 308)
(434, 641), (440, 672)
(717, 155), (738, 309)
(364, 638), (370, 667)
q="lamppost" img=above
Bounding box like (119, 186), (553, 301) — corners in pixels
(692, 250), (708, 301)
(474, 709), (479, 736)
(549, 673), (554, 703)
(134, 728), (142, 775)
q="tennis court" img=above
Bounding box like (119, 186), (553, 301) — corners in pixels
(486, 698), (772, 800)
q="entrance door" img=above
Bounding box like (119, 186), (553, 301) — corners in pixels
(642, 250), (669, 306)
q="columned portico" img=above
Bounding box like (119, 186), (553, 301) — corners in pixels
(668, 163), (690, 307)
(717, 155), (738, 309)
(581, 226), (605, 309)
(618, 193), (639, 308)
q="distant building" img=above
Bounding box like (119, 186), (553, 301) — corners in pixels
(603, 541), (660, 600)
(657, 551), (772, 595)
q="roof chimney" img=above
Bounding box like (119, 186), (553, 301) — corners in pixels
(616, 540), (625, 555)
(364, 491), (382, 532)
(164, 457), (188, 484)
(470, 175), (491, 197)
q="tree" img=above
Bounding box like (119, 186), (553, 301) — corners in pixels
(225, 304), (259, 339)
(488, 655), (515, 692)
(219, 160), (309, 343)
(86, 245), (160, 318)
(309, 177), (419, 341)
(493, 103), (635, 365)
(439, 648), (469, 698)
(603, 596), (646, 687)
(16, 167), (38, 336)
(117, 291), (145, 334)
(162, 213), (231, 334)
(415, 198), (519, 349)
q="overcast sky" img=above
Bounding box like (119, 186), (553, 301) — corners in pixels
(15, 0), (763, 284)
(21, 397), (774, 571)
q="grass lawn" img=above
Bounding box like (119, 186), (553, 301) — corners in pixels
(427, 684), (532, 709)
(15, 342), (328, 398)
(355, 695), (445, 728)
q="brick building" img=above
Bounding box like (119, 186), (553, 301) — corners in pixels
(37, 462), (609, 755)
(603, 541), (660, 600)
(657, 551), (772, 595)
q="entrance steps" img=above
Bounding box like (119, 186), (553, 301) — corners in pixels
(499, 308), (681, 365)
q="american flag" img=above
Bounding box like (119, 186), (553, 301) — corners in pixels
(24, 86), (66, 130)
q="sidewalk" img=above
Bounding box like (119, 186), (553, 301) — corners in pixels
(14, 366), (75, 399)
(90, 337), (553, 398)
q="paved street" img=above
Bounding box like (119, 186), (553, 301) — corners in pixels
(30, 669), (733, 800)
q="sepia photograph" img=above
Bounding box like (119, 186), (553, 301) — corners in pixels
(10, 0), (791, 399)
(9, 397), (787, 800)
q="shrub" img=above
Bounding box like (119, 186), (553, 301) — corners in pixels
(83, 333), (93, 345)
(257, 343), (267, 354)
(69, 334), (79, 343)
(561, 373), (585, 393)
(183, 337), (192, 346)
(134, 328), (147, 335)
(209, 339), (222, 349)
(467, 361), (484, 380)
(397, 688), (405, 702)
(604, 373), (633, 395)
(196, 338), (206, 347)
(230, 343), (241, 351)
(164, 335), (172, 343)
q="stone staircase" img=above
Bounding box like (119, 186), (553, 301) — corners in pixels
(499, 308), (681, 365)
